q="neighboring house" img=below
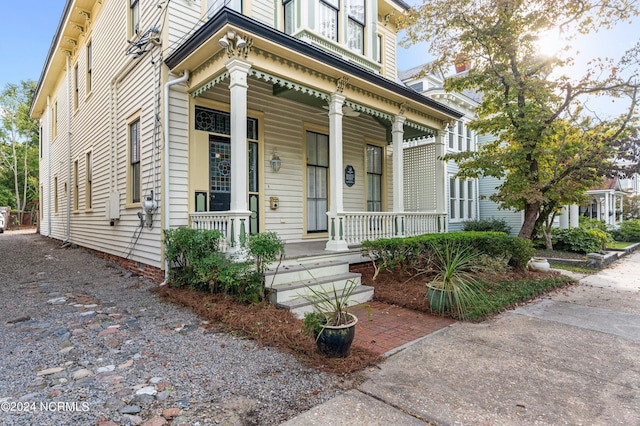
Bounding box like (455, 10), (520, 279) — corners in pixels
(32, 0), (463, 282)
(582, 177), (626, 227)
(400, 63), (483, 232)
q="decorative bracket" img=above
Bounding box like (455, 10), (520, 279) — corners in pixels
(336, 76), (349, 93)
(383, 12), (395, 26)
(399, 102), (407, 115)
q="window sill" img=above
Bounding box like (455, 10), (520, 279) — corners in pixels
(125, 202), (142, 210)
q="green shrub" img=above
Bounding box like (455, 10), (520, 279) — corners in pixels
(551, 227), (609, 254)
(578, 217), (610, 232)
(611, 220), (640, 242)
(164, 228), (285, 303)
(163, 228), (224, 289)
(362, 232), (535, 275)
(462, 218), (512, 234)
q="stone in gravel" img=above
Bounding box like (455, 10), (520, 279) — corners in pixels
(60, 340), (73, 348)
(84, 304), (98, 308)
(105, 338), (120, 348)
(6, 316), (31, 324)
(104, 398), (124, 410)
(134, 394), (155, 404)
(133, 353), (142, 360)
(156, 391), (170, 401)
(162, 407), (180, 419)
(37, 367), (64, 376)
(136, 386), (157, 395)
(118, 359), (134, 370)
(47, 297), (66, 305)
(121, 405), (142, 414)
(122, 414), (143, 425)
(98, 328), (118, 336)
(114, 388), (131, 398)
(71, 369), (93, 379)
(97, 421), (118, 426)
(149, 377), (163, 384)
(79, 311), (95, 318)
(97, 365), (116, 373)
(142, 416), (167, 426)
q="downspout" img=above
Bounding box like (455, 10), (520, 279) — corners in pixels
(163, 70), (189, 283)
(46, 96), (51, 237)
(64, 54), (72, 243)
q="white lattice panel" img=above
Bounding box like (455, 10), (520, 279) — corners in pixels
(404, 144), (437, 211)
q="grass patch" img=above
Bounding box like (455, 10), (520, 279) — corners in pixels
(464, 275), (574, 320)
(535, 249), (586, 260)
(607, 241), (635, 249)
(549, 262), (597, 274)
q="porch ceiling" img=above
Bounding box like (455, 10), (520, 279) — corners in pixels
(165, 8), (463, 130)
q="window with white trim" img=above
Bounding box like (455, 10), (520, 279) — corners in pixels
(73, 64), (79, 110)
(130, 0), (140, 38)
(85, 151), (93, 209)
(86, 40), (92, 93)
(449, 175), (476, 221)
(207, 0), (241, 16)
(129, 119), (141, 204)
(347, 0), (365, 54)
(448, 120), (475, 152)
(319, 0), (339, 41)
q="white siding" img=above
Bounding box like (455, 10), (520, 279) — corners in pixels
(40, 0), (170, 268)
(250, 0), (275, 26)
(476, 134), (522, 236)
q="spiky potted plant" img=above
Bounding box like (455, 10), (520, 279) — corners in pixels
(426, 241), (487, 320)
(301, 279), (359, 358)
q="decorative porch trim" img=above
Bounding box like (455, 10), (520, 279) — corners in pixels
(192, 71), (230, 98)
(404, 120), (437, 138)
(249, 69), (330, 102)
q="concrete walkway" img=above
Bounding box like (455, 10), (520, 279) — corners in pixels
(283, 252), (640, 425)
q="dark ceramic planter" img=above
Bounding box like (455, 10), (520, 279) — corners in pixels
(427, 286), (454, 313)
(314, 313), (358, 358)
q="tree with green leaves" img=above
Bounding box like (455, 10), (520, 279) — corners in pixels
(401, 0), (639, 240)
(0, 80), (39, 225)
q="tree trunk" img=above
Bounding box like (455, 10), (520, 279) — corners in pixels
(518, 202), (540, 239)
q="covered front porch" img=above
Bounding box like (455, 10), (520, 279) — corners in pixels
(164, 9), (461, 254)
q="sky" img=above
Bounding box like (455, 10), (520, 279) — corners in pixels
(0, 1), (638, 117)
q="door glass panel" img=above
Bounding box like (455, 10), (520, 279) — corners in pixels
(209, 136), (231, 211)
(306, 131), (328, 232)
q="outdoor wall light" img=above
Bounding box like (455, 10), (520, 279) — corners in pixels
(271, 151), (282, 172)
(217, 29), (253, 58)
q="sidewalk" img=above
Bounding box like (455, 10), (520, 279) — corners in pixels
(283, 252), (640, 425)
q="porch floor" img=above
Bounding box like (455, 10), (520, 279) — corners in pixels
(349, 301), (455, 356)
(282, 240), (361, 260)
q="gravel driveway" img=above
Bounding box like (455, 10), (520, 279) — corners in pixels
(0, 231), (340, 426)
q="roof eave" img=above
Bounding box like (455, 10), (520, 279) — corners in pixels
(165, 9), (463, 121)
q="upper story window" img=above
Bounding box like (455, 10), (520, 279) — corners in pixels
(130, 0), (140, 37)
(347, 0), (365, 54)
(73, 64), (79, 110)
(129, 119), (141, 204)
(448, 120), (475, 152)
(283, 0), (294, 34)
(319, 0), (339, 42)
(207, 0), (242, 17)
(86, 40), (93, 93)
(409, 82), (423, 92)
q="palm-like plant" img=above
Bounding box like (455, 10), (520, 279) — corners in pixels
(427, 241), (487, 319)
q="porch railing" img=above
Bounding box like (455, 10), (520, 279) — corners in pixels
(189, 212), (249, 252)
(332, 211), (447, 246)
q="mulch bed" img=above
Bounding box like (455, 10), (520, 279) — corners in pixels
(153, 285), (381, 375)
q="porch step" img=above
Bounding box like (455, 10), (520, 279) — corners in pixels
(276, 285), (375, 319)
(265, 259), (350, 286)
(267, 271), (362, 304)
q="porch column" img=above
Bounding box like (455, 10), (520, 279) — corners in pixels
(570, 204), (579, 228)
(326, 92), (348, 251)
(559, 205), (569, 229)
(604, 193), (610, 225)
(392, 115), (406, 213)
(226, 58), (252, 247)
(435, 128), (447, 232)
